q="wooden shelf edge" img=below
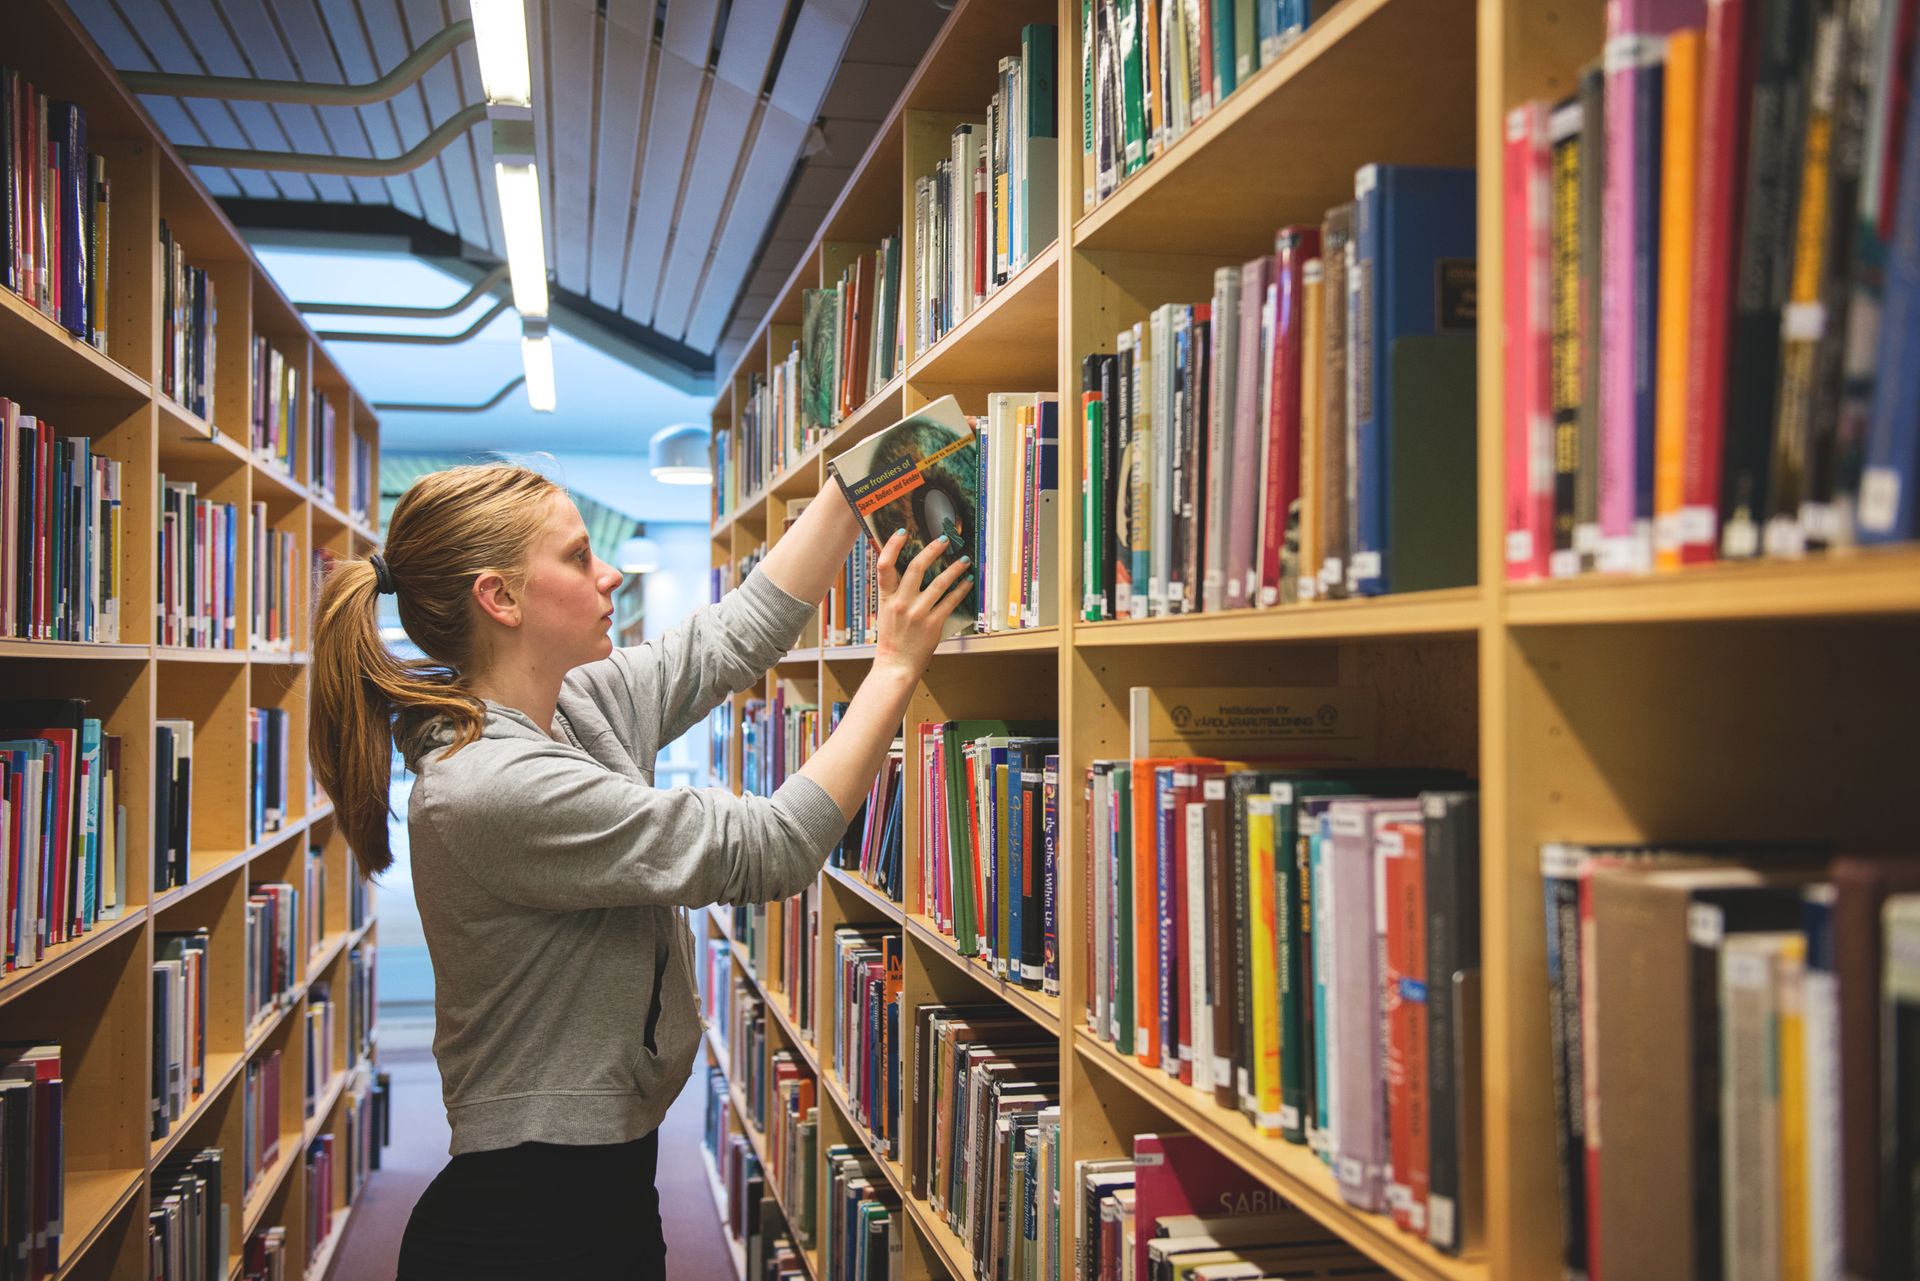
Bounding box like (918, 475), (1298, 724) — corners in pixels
(1075, 1035), (1487, 1281)
(150, 1049), (247, 1167)
(0, 638), (150, 660)
(821, 864), (905, 922)
(303, 1070), (349, 1149)
(0, 907), (146, 1008)
(905, 241), (1061, 384)
(1074, 588), (1485, 647)
(818, 1071), (974, 1281)
(306, 1200), (355, 1281)
(0, 286), (151, 400)
(817, 1069), (907, 1197)
(1504, 545), (1920, 625)
(902, 914), (1062, 1035)
(48, 1167), (144, 1281)
(240, 1134), (303, 1241)
(701, 1146), (751, 1281)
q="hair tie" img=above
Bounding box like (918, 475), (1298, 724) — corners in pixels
(369, 553), (397, 596)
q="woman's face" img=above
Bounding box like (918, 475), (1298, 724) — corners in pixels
(519, 491), (624, 668)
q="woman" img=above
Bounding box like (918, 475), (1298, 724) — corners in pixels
(309, 462), (970, 1279)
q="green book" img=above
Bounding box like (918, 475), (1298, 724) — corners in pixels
(1235, 0), (1258, 83)
(1385, 335), (1478, 592)
(1117, 0), (1147, 173)
(1213, 0), (1237, 101)
(801, 287), (837, 433)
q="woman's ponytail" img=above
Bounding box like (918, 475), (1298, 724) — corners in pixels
(308, 463), (560, 878)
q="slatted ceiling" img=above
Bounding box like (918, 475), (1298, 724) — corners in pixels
(620, 46), (703, 322)
(684, 101), (808, 351)
(62, 0), (232, 197)
(311, 0), (424, 219)
(585, 0), (657, 311)
(538, 0), (596, 293)
(348, 0), (458, 231)
(397, 0), (492, 253)
(198, 0), (355, 202)
(650, 76), (756, 337)
(267, 0), (391, 207)
(713, 0), (786, 92)
(662, 0), (723, 64)
(768, 0), (860, 118)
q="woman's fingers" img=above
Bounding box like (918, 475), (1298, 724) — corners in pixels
(874, 529), (908, 594)
(900, 534), (950, 596)
(933, 572), (975, 620)
(920, 553), (972, 604)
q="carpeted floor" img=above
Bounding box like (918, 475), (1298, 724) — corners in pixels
(330, 1049), (732, 1279)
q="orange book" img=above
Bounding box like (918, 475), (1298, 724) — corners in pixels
(1132, 756), (1181, 1067)
(1653, 28), (1703, 572)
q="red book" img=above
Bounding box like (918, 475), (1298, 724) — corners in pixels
(1505, 102), (1553, 581)
(1680, 0), (1753, 564)
(1131, 1132), (1297, 1281)
(1258, 227), (1321, 604)
(1382, 815), (1431, 1236)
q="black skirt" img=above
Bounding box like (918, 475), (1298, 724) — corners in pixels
(395, 1130), (664, 1279)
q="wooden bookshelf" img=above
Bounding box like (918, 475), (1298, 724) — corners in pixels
(699, 1), (1920, 1280)
(1, 3), (385, 1279)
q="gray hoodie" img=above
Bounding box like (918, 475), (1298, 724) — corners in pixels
(402, 569), (847, 1154)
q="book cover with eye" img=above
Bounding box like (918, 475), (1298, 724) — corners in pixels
(827, 394), (980, 640)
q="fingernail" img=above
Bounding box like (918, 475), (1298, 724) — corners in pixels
(957, 556), (971, 566)
(932, 535), (948, 546)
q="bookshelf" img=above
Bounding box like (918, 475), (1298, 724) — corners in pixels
(1, 1), (385, 1278)
(699, 2), (1919, 1281)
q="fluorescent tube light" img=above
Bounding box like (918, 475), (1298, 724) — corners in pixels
(494, 161), (549, 318)
(470, 0), (532, 107)
(522, 331), (555, 412)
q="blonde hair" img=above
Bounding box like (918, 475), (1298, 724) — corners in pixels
(310, 463), (563, 876)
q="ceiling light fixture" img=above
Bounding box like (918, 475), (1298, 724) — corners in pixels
(494, 157), (549, 318)
(469, 0), (533, 106)
(650, 422), (712, 485)
(521, 318), (556, 412)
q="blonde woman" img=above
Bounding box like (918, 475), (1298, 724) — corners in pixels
(309, 463), (969, 1278)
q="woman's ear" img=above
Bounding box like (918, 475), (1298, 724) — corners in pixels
(472, 570), (521, 628)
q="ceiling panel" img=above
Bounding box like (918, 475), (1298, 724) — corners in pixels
(586, 0), (656, 310)
(620, 47), (703, 323)
(198, 0), (356, 201)
(685, 103), (808, 351)
(264, 0), (391, 205)
(398, 0), (493, 254)
(308, 0), (425, 218)
(651, 75), (756, 340)
(343, 0), (460, 231)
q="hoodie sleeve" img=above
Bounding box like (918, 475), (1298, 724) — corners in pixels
(417, 738), (848, 910)
(598, 568), (816, 750)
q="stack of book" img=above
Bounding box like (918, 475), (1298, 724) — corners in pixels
(246, 706), (290, 842)
(711, 428), (734, 523)
(310, 390), (337, 503)
(830, 926), (902, 1156)
(347, 434), (373, 525)
(304, 981), (333, 1117)
(1504, 0), (1920, 576)
(738, 369), (772, 499)
(347, 943), (375, 1063)
(343, 1066), (381, 1206)
(1082, 1), (1323, 208)
(698, 930), (733, 1043)
(159, 474), (239, 649)
(153, 717), (194, 892)
(913, 23), (1058, 356)
(830, 731), (904, 904)
(3, 400), (126, 642)
(715, 1126), (804, 1279)
(158, 222), (214, 419)
(728, 983), (767, 1117)
(1082, 166), (1476, 615)
(251, 338), (299, 478)
(304, 844), (326, 955)
(304, 1134), (334, 1262)
(912, 719), (1060, 992)
(250, 506), (296, 654)
(1543, 847), (1920, 1281)
(827, 524), (880, 646)
(151, 1148), (228, 1281)
(915, 1003), (1059, 1272)
(152, 928), (210, 1141)
(815, 235), (905, 427)
(245, 882), (299, 1029)
(2, 698), (128, 968)
(0, 1041), (64, 1279)
(241, 1050), (283, 1200)
(1074, 1132), (1380, 1281)
(824, 1147), (901, 1280)
(240, 1225), (287, 1281)
(2, 73), (110, 349)
(740, 685), (819, 799)
(766, 1050), (818, 1251)
(347, 860), (370, 932)
(972, 393), (1059, 633)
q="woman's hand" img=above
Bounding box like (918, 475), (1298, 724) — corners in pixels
(871, 529), (971, 681)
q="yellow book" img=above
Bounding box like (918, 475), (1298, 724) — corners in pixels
(1654, 28), (1702, 572)
(1297, 260), (1324, 602)
(1779, 933), (1809, 1281)
(1246, 795), (1282, 1135)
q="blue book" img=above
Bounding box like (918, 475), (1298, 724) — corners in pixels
(1007, 751), (1025, 978)
(79, 718), (100, 925)
(1348, 164), (1478, 595)
(1860, 27), (1920, 543)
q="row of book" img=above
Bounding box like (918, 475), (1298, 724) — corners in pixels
(239, 1048), (283, 1203)
(1076, 1131), (1386, 1281)
(159, 222), (215, 421)
(240, 1225), (287, 1281)
(245, 883), (299, 1030)
(303, 985), (334, 1119)
(3, 71), (108, 349)
(342, 1066), (389, 1211)
(3, 699), (128, 970)
(346, 432), (373, 526)
(152, 928), (210, 1142)
(346, 944), (375, 1064)
(303, 1134), (334, 1264)
(971, 395), (1059, 633)
(310, 391), (338, 506)
(250, 509), (297, 654)
(826, 513), (880, 646)
(829, 735), (905, 905)
(704, 1077), (809, 1281)
(346, 855), (369, 933)
(824, 1147), (903, 1281)
(159, 475), (238, 650)
(304, 846), (326, 959)
(153, 717), (194, 892)
(1081, 166), (1476, 617)
(1504, 0), (1920, 579)
(246, 706), (290, 844)
(913, 23), (1059, 357)
(1, 1041), (63, 1281)
(250, 338), (299, 480)
(3, 401), (126, 643)
(765, 1051), (818, 1253)
(1544, 848), (1920, 1281)
(726, 883), (819, 1045)
(151, 1147), (227, 1281)
(699, 930), (733, 1045)
(917, 1002), (1063, 1277)
(728, 980), (769, 1125)
(1082, 0), (1323, 209)
(830, 927), (902, 1160)
(741, 687), (821, 802)
(912, 720), (1060, 993)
